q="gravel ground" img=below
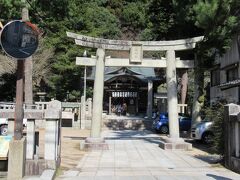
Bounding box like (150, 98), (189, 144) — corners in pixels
(58, 128), (90, 171)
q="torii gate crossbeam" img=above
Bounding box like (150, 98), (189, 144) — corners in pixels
(67, 32), (203, 51)
(76, 57), (194, 68)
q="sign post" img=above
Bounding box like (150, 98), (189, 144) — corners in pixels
(0, 20), (39, 140)
(15, 60), (25, 140)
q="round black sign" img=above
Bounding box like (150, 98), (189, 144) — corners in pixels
(0, 20), (39, 59)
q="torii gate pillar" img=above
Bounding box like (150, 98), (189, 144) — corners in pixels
(166, 50), (181, 140)
(147, 80), (153, 119)
(91, 48), (105, 138)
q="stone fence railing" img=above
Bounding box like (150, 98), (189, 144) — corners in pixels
(0, 98), (93, 177)
(0, 102), (49, 110)
(224, 103), (240, 173)
(4, 100), (62, 178)
(0, 97), (93, 129)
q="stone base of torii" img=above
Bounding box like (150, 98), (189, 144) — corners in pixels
(159, 136), (192, 150)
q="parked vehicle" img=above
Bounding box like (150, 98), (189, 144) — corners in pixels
(152, 113), (192, 134)
(191, 120), (213, 144)
(0, 118), (27, 136)
(0, 118), (8, 136)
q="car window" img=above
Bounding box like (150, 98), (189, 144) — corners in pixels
(202, 118), (211, 122)
(181, 118), (191, 121)
(178, 113), (190, 117)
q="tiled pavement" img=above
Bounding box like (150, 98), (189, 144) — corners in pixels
(56, 130), (240, 180)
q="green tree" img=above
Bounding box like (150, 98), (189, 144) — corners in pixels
(146, 0), (240, 125)
(0, 0), (122, 101)
(120, 2), (147, 39)
(1, 0), (239, 106)
(191, 0), (240, 125)
(26, 0), (121, 101)
(0, 54), (16, 101)
(0, 0), (22, 23)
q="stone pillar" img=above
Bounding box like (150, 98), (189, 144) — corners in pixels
(8, 138), (26, 180)
(224, 104), (240, 171)
(7, 119), (15, 136)
(87, 98), (92, 117)
(166, 50), (180, 139)
(224, 104), (238, 168)
(80, 96), (86, 129)
(147, 80), (153, 119)
(109, 96), (112, 114)
(91, 48), (105, 138)
(45, 120), (58, 161)
(44, 100), (61, 168)
(26, 119), (35, 160)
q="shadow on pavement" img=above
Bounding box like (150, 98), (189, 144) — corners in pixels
(194, 154), (223, 164)
(207, 174), (232, 180)
(185, 139), (223, 164)
(186, 139), (214, 151)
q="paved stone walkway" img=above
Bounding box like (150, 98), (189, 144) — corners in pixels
(56, 130), (240, 180)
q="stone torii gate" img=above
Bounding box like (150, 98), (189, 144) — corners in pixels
(67, 32), (203, 148)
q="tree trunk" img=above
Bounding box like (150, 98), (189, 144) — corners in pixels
(181, 70), (188, 104)
(192, 55), (205, 127)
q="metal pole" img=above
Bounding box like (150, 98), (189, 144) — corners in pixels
(83, 50), (87, 100)
(14, 60), (25, 140)
(84, 66), (86, 99)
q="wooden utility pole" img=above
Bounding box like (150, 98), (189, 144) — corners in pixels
(14, 60), (25, 140)
(14, 1), (33, 140)
(22, 0), (33, 105)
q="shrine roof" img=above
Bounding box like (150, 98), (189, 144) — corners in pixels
(87, 67), (157, 82)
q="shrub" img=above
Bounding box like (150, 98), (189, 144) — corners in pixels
(202, 100), (226, 155)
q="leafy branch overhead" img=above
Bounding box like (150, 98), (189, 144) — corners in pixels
(193, 0), (240, 58)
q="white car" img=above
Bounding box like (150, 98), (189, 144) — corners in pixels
(0, 118), (8, 136)
(0, 118), (27, 136)
(191, 120), (214, 144)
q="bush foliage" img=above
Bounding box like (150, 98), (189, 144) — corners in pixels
(203, 100), (226, 155)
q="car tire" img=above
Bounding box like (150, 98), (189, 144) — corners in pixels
(202, 132), (214, 144)
(160, 125), (169, 134)
(0, 125), (8, 136)
(154, 129), (160, 133)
